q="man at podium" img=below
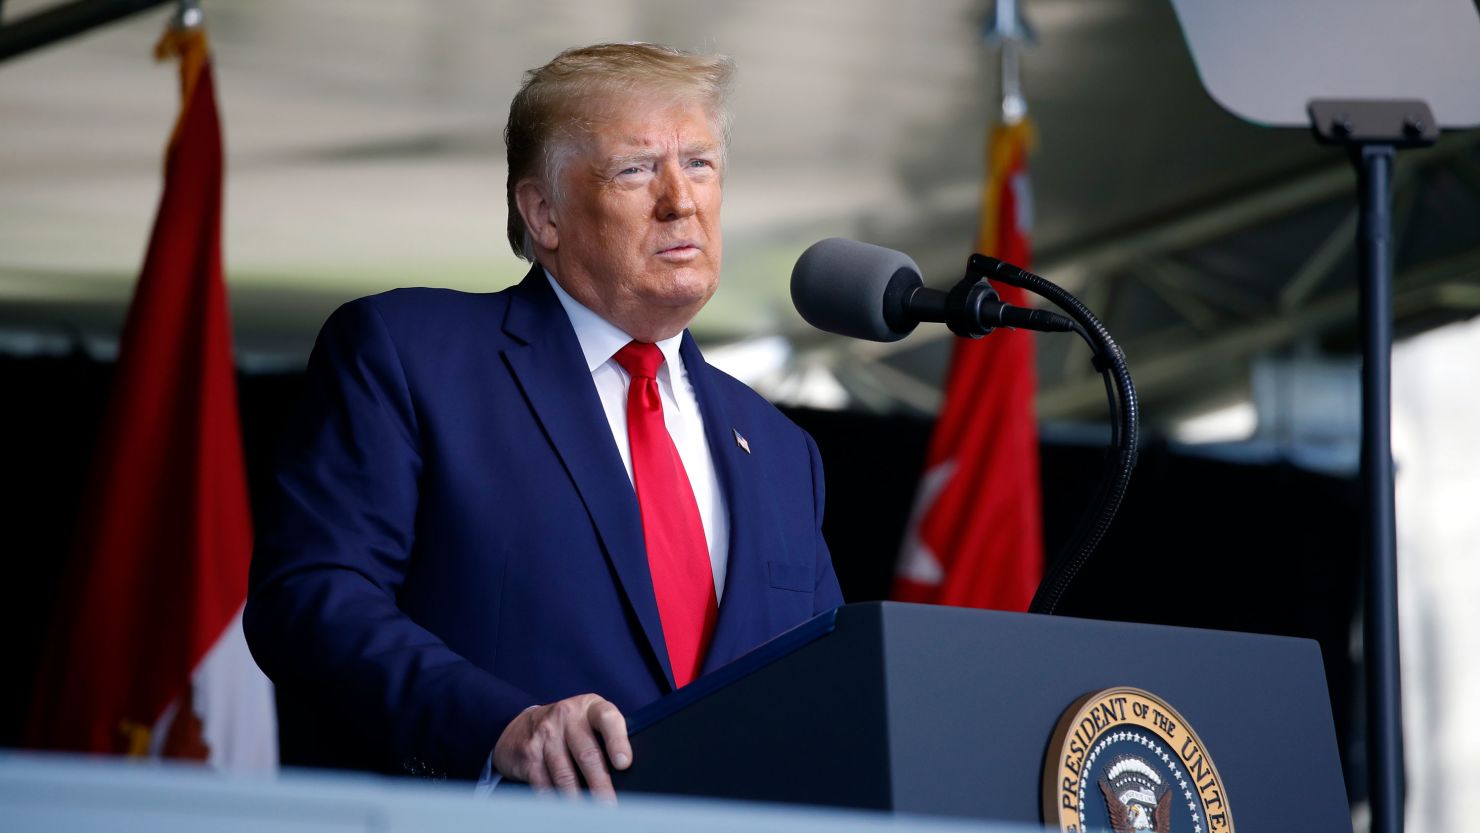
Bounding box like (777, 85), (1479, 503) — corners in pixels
(244, 42), (844, 800)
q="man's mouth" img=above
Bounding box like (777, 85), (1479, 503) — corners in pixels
(655, 241), (702, 261)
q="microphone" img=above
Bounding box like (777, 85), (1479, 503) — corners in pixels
(791, 238), (1074, 342)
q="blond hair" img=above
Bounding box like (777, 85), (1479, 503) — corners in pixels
(504, 43), (736, 260)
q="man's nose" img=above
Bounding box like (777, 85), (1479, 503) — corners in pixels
(654, 163), (696, 221)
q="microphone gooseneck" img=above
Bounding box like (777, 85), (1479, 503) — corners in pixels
(789, 238), (1138, 617)
(973, 254), (1140, 616)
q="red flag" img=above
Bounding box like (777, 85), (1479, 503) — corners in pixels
(892, 119), (1044, 610)
(27, 25), (275, 769)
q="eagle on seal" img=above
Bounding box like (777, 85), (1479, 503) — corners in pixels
(1099, 777), (1173, 833)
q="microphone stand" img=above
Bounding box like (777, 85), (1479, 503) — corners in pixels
(919, 255), (1141, 616)
(1308, 98), (1435, 833)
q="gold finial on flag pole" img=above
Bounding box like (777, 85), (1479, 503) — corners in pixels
(156, 0), (206, 64)
(154, 0), (210, 148)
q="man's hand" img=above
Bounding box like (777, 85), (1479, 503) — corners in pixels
(492, 694), (632, 800)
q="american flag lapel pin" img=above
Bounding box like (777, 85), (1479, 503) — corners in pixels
(733, 428), (751, 454)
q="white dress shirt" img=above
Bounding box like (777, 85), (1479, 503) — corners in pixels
(545, 270), (730, 600)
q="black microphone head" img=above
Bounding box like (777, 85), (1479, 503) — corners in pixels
(791, 238), (923, 342)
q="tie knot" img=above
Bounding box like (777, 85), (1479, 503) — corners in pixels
(614, 340), (664, 380)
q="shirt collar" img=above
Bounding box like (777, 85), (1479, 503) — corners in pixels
(544, 269), (687, 407)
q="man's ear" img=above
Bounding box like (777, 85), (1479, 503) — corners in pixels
(515, 179), (559, 252)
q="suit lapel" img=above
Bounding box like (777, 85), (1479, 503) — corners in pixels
(680, 334), (783, 675)
(500, 269), (676, 689)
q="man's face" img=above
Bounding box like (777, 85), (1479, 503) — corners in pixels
(542, 99), (724, 341)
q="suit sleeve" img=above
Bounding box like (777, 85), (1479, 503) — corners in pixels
(803, 430), (846, 613)
(244, 298), (533, 780)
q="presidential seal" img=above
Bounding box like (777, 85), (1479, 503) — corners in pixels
(1043, 687), (1234, 833)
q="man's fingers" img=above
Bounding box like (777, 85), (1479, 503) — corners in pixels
(566, 720), (615, 802)
(542, 732), (583, 799)
(589, 699), (632, 770)
(492, 694), (629, 799)
(525, 704), (580, 798)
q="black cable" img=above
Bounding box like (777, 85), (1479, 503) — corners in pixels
(971, 256), (1139, 616)
(1075, 323), (1122, 450)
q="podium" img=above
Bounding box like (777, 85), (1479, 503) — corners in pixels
(613, 602), (1351, 831)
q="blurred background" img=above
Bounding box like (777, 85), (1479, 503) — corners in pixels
(3, 1), (1478, 831)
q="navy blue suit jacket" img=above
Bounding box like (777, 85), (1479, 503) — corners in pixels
(244, 267), (843, 780)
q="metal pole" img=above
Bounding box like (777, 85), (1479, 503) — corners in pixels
(1356, 143), (1403, 833)
(983, 0), (1032, 124)
(0, 0), (171, 64)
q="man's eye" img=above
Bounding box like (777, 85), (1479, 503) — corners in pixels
(688, 159), (712, 169)
(619, 166), (643, 175)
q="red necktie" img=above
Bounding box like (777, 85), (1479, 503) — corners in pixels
(613, 341), (717, 688)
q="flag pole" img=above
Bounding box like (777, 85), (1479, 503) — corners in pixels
(984, 0), (1034, 125)
(25, 0), (275, 769)
(890, 1), (1047, 611)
